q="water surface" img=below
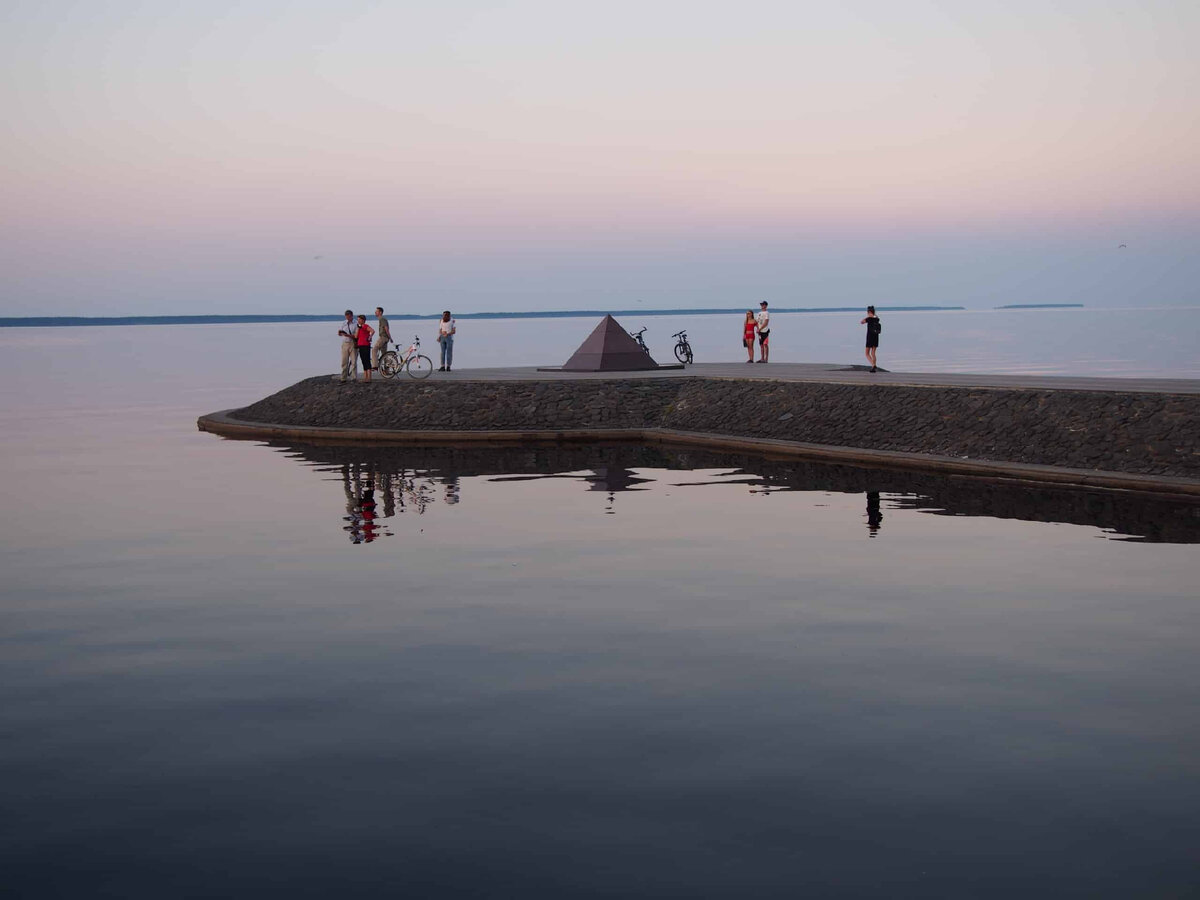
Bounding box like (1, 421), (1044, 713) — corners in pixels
(1, 323), (1198, 898)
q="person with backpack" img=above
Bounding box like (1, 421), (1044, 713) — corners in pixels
(860, 305), (881, 372)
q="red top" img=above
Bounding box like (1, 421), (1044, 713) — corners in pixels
(356, 324), (373, 347)
(744, 321), (756, 342)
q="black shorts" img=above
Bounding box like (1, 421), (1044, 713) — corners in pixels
(357, 346), (372, 369)
(758, 329), (770, 345)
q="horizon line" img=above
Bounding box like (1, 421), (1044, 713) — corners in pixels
(0, 305), (973, 328)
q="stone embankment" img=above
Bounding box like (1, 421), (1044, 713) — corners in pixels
(217, 375), (1200, 485)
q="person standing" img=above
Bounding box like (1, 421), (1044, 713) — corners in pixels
(742, 310), (756, 363)
(437, 310), (456, 371)
(373, 306), (392, 370)
(755, 301), (770, 363)
(355, 314), (375, 382)
(337, 309), (358, 382)
(860, 305), (881, 372)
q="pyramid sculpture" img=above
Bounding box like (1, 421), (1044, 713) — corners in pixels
(560, 315), (661, 371)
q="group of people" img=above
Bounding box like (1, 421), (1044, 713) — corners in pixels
(339, 303), (882, 379)
(743, 302), (882, 372)
(338, 308), (457, 382)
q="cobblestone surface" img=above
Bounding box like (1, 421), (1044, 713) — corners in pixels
(231, 376), (1200, 478)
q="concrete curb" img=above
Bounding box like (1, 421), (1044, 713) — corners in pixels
(197, 409), (1200, 500)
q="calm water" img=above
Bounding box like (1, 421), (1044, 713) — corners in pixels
(1, 319), (1199, 897)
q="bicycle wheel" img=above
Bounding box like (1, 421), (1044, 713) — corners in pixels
(406, 354), (433, 379)
(378, 351), (400, 379)
(674, 342), (692, 364)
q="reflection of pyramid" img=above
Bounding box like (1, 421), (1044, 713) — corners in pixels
(584, 467), (653, 492)
(559, 315), (668, 371)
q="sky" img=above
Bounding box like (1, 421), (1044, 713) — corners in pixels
(2, 0), (1198, 316)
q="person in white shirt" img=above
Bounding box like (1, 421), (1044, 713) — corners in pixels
(755, 301), (770, 363)
(437, 310), (456, 371)
(337, 309), (358, 382)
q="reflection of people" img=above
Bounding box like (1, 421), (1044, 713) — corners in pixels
(359, 488), (378, 543)
(755, 301), (770, 363)
(860, 305), (881, 373)
(373, 306), (391, 369)
(355, 315), (375, 383)
(437, 310), (456, 371)
(337, 309), (358, 382)
(866, 491), (882, 537)
(379, 472), (396, 518)
(742, 311), (756, 363)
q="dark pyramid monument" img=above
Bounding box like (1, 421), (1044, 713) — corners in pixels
(558, 315), (679, 371)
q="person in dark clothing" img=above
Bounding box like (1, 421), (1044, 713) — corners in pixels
(860, 305), (881, 372)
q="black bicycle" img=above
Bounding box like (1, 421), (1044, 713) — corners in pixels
(630, 327), (649, 353)
(672, 330), (693, 364)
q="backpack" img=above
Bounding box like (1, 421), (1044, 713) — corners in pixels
(873, 318), (882, 334)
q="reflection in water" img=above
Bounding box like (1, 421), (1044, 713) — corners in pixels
(490, 465), (653, 514)
(866, 490), (883, 537)
(275, 442), (1200, 544)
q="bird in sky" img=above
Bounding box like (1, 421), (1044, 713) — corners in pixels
(1118, 244), (1127, 249)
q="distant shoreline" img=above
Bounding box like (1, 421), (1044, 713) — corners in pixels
(0, 306), (967, 328)
(994, 303), (1084, 309)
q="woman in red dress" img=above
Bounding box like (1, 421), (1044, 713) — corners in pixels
(742, 310), (756, 363)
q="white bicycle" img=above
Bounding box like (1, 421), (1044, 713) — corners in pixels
(378, 335), (434, 379)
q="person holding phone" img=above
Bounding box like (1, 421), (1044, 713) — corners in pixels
(337, 309), (358, 382)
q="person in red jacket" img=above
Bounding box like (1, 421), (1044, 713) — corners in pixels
(355, 314), (375, 383)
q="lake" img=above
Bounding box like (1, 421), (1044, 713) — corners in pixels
(1, 314), (1198, 897)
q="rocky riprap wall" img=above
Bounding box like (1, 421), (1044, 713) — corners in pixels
(234, 377), (679, 431)
(230, 376), (1200, 479)
(662, 380), (1198, 478)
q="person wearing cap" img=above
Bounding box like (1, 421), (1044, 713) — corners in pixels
(337, 309), (358, 382)
(755, 301), (770, 363)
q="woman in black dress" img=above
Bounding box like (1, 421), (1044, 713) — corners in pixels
(860, 305), (880, 372)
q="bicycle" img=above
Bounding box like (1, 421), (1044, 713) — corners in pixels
(378, 335), (433, 379)
(629, 327), (649, 353)
(672, 330), (693, 364)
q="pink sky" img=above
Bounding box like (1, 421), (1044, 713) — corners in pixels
(2, 1), (1197, 315)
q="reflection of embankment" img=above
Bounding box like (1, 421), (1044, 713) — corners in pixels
(277, 441), (1200, 543)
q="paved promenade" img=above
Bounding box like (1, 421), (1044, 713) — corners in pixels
(402, 362), (1200, 395)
